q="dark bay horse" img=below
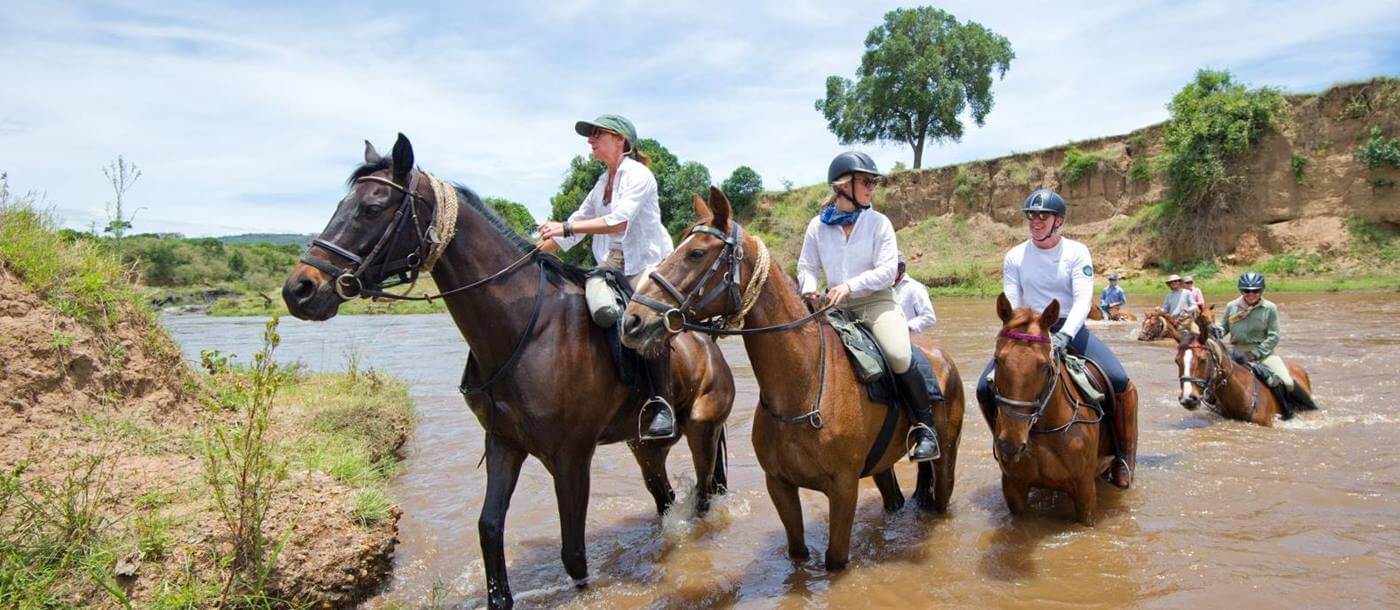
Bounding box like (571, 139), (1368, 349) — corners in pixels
(985, 294), (1135, 525)
(282, 135), (735, 609)
(621, 188), (965, 569)
(1175, 313), (1314, 426)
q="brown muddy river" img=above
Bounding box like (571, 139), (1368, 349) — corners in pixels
(164, 291), (1400, 608)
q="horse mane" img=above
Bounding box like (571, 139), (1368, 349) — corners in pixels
(345, 158), (588, 286)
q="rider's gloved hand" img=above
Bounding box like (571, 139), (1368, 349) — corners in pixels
(1051, 331), (1071, 360)
(1209, 324), (1225, 340)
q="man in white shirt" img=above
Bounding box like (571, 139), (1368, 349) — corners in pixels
(893, 256), (937, 334)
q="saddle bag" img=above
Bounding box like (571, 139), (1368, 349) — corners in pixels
(826, 309), (886, 384)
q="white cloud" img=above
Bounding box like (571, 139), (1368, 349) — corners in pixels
(0, 0), (1396, 236)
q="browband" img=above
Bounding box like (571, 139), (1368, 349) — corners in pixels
(999, 330), (1051, 344)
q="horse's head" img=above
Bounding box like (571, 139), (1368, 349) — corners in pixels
(1138, 311), (1162, 340)
(991, 293), (1060, 463)
(1175, 311), (1222, 410)
(622, 187), (744, 358)
(283, 134), (432, 321)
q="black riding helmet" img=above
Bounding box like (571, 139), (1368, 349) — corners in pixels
(1238, 271), (1266, 291)
(1022, 188), (1067, 217)
(827, 151), (882, 184)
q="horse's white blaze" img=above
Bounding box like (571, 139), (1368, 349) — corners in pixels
(1181, 350), (1195, 398)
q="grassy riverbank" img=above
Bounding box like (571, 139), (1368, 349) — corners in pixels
(1, 199), (413, 607)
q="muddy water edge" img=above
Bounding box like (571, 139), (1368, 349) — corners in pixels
(162, 291), (1400, 608)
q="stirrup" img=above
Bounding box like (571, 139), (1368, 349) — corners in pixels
(905, 423), (940, 462)
(1110, 457), (1133, 488)
(638, 396), (677, 441)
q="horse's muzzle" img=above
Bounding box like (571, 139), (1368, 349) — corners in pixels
(621, 311), (667, 358)
(994, 439), (1028, 463)
(282, 264), (342, 321)
(1180, 395), (1200, 410)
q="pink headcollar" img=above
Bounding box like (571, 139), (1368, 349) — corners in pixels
(999, 329), (1050, 344)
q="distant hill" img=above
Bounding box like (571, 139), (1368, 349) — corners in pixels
(216, 233), (315, 247)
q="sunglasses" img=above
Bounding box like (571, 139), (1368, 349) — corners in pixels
(1025, 211), (1055, 221)
(589, 127), (620, 139)
(855, 176), (880, 188)
(1241, 289), (1262, 294)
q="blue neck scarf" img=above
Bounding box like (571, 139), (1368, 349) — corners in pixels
(820, 204), (863, 226)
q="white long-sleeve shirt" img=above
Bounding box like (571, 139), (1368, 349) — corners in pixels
(552, 157), (673, 276)
(1002, 237), (1095, 338)
(894, 275), (937, 333)
(797, 208), (899, 299)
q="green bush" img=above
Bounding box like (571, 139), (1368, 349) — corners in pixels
(1355, 126), (1400, 169)
(1130, 158), (1152, 182)
(1162, 69), (1285, 209)
(952, 167), (985, 202)
(1060, 146), (1101, 185)
(1290, 153), (1308, 184)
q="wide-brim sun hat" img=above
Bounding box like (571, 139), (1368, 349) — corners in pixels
(574, 114), (637, 148)
(1183, 275), (1195, 283)
(1165, 274), (1182, 284)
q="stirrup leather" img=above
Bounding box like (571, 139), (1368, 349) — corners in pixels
(905, 423), (940, 462)
(638, 396), (677, 441)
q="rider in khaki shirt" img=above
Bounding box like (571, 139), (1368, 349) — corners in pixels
(1212, 271), (1319, 419)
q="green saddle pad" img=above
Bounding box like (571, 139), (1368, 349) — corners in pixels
(826, 309), (886, 384)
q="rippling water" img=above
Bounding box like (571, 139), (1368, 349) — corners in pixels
(163, 291), (1400, 608)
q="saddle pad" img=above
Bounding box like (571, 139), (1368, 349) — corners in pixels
(826, 309), (887, 384)
(1063, 354), (1105, 404)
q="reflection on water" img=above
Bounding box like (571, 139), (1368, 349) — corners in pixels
(163, 291), (1400, 608)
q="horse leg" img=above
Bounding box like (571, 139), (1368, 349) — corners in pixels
(626, 440), (676, 515)
(873, 468), (905, 512)
(765, 474), (809, 561)
(553, 445), (596, 586)
(928, 390), (961, 513)
(1073, 474), (1097, 526)
(683, 418), (724, 516)
(913, 462), (935, 511)
(479, 433), (528, 610)
(824, 475), (859, 571)
(1001, 474), (1029, 515)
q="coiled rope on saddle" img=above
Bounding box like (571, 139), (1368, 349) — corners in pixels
(721, 237), (770, 330)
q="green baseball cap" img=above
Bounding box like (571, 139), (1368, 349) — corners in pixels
(574, 114), (637, 146)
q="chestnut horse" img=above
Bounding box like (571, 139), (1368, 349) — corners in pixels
(622, 188), (965, 569)
(985, 294), (1136, 525)
(1138, 309), (1182, 341)
(1175, 312), (1314, 426)
(282, 135), (735, 609)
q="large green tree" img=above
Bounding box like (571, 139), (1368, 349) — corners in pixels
(815, 7), (1014, 168)
(720, 166), (763, 219)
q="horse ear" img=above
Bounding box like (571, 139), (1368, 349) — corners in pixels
(996, 292), (1013, 323)
(708, 186), (732, 228)
(691, 194), (713, 225)
(391, 133), (414, 179)
(1040, 299), (1061, 329)
(364, 140), (382, 165)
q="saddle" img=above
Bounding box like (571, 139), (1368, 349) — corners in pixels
(825, 309), (940, 408)
(1228, 350), (1281, 387)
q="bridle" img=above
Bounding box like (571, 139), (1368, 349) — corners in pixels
(300, 169), (537, 302)
(991, 329), (1101, 434)
(632, 221), (833, 336)
(301, 171), (432, 300)
(1179, 335), (1232, 410)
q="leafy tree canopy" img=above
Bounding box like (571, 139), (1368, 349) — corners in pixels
(721, 166), (764, 220)
(815, 6), (1014, 168)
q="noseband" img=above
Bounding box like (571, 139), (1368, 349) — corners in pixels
(300, 171), (432, 299)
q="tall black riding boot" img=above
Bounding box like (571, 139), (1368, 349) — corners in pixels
(638, 350), (677, 441)
(894, 369), (940, 462)
(1269, 382), (1295, 421)
(1289, 384), (1320, 412)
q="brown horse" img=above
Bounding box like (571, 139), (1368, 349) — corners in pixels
(1089, 304), (1138, 322)
(1138, 309), (1182, 341)
(985, 294), (1134, 525)
(621, 188), (965, 569)
(1175, 312), (1313, 426)
(282, 135), (735, 609)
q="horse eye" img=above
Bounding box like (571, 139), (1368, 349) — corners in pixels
(361, 204), (385, 217)
(687, 249), (705, 260)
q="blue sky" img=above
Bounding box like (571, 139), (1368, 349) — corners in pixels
(2, 0), (1398, 236)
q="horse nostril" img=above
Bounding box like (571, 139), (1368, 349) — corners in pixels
(623, 313), (641, 334)
(292, 279), (315, 301)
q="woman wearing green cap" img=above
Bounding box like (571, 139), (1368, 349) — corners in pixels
(537, 114), (679, 438)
